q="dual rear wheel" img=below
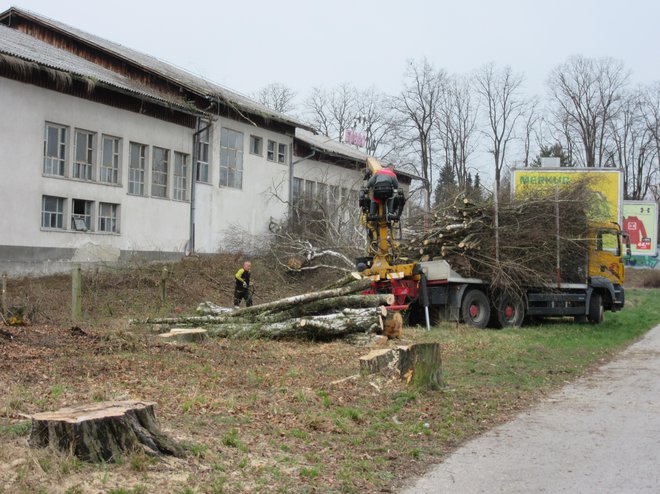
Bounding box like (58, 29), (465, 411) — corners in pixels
(460, 289), (525, 329)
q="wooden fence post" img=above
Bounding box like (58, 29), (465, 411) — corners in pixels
(160, 266), (169, 305)
(1, 273), (7, 314)
(71, 266), (82, 321)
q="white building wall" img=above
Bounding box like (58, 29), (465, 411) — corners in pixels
(293, 158), (363, 191)
(0, 77), (295, 273)
(191, 120), (291, 253)
(0, 78), (191, 258)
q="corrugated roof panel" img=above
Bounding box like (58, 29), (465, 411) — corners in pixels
(0, 24), (190, 108)
(1, 7), (310, 130)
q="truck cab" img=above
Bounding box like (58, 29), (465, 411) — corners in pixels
(586, 222), (627, 319)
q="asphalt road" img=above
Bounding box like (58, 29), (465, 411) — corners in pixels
(402, 324), (660, 494)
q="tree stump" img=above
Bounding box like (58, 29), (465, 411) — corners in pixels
(359, 343), (442, 390)
(28, 400), (183, 462)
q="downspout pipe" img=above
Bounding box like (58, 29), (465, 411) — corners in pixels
(189, 119), (212, 255)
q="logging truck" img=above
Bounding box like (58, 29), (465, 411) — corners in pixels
(358, 159), (627, 328)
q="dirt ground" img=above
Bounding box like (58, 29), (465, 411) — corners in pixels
(1, 255), (451, 493)
(0, 258), (656, 493)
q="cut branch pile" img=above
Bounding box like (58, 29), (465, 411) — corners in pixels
(402, 178), (605, 294)
(133, 277), (398, 340)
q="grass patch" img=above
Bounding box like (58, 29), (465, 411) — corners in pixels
(0, 421), (31, 438)
(2, 285), (658, 494)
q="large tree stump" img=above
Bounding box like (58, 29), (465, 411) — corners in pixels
(28, 400), (182, 462)
(359, 343), (443, 389)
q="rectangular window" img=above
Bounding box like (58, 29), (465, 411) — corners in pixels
(98, 202), (119, 233)
(304, 180), (316, 207)
(196, 126), (210, 183)
(267, 140), (276, 161)
(277, 143), (287, 163)
(151, 147), (169, 198)
(41, 195), (65, 229)
(250, 135), (263, 156)
(350, 189), (359, 207)
(292, 177), (303, 204)
(317, 182), (328, 209)
(71, 199), (93, 231)
(100, 135), (120, 184)
(329, 185), (339, 211)
(128, 142), (147, 195)
(174, 152), (189, 201)
(73, 130), (95, 181)
(219, 128), (243, 189)
(43, 123), (67, 176)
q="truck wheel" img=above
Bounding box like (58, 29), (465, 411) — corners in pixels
(496, 294), (525, 328)
(588, 293), (604, 324)
(461, 289), (491, 329)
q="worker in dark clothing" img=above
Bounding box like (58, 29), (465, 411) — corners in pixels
(233, 261), (253, 308)
(367, 165), (399, 221)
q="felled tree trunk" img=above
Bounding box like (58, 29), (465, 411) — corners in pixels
(28, 400), (182, 462)
(206, 307), (385, 340)
(131, 276), (393, 342)
(359, 343), (442, 389)
(159, 328), (208, 342)
(198, 278), (373, 317)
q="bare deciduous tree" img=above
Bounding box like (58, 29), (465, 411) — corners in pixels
(474, 63), (526, 262)
(303, 84), (359, 143)
(607, 88), (659, 199)
(391, 58), (446, 211)
(547, 55), (629, 167)
(521, 97), (540, 167)
(435, 74), (479, 189)
(253, 83), (297, 114)
(640, 83), (660, 200)
(354, 87), (398, 158)
(474, 63), (526, 191)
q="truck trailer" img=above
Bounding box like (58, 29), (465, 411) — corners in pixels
(359, 160), (627, 328)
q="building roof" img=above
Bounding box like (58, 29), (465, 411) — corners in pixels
(294, 129), (417, 183)
(295, 128), (368, 163)
(0, 23), (191, 109)
(0, 7), (310, 129)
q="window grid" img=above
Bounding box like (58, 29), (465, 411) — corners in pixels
(219, 128), (243, 189)
(98, 202), (118, 233)
(317, 183), (328, 209)
(128, 143), (147, 196)
(250, 135), (263, 156)
(292, 177), (303, 204)
(277, 143), (287, 163)
(267, 140), (276, 161)
(329, 185), (339, 211)
(196, 127), (210, 183)
(73, 130), (94, 181)
(41, 195), (65, 229)
(151, 147), (169, 198)
(174, 152), (189, 201)
(43, 124), (67, 176)
(100, 136), (120, 184)
(71, 199), (93, 231)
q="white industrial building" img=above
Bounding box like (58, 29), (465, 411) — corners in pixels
(0, 8), (410, 276)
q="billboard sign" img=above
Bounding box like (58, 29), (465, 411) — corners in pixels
(511, 168), (623, 224)
(623, 201), (658, 256)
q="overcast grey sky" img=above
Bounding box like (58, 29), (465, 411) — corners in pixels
(9, 0), (660, 101)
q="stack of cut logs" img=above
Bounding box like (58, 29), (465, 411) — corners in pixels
(402, 181), (597, 291)
(134, 275), (400, 340)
